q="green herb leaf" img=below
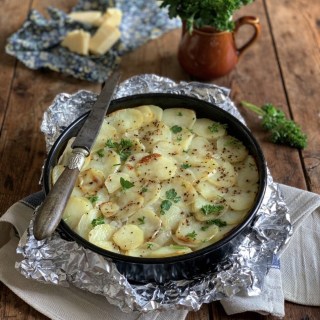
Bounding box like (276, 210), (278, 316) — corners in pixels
(181, 163), (191, 169)
(141, 187), (148, 193)
(186, 230), (197, 240)
(165, 188), (181, 203)
(91, 217), (105, 227)
(96, 149), (105, 158)
(170, 125), (183, 133)
(201, 204), (224, 215)
(147, 243), (154, 249)
(201, 219), (227, 231)
(105, 139), (133, 161)
(137, 216), (146, 225)
(177, 112), (183, 116)
(208, 122), (227, 133)
(87, 195), (99, 204)
(242, 101), (307, 149)
(120, 177), (134, 190)
(160, 200), (172, 214)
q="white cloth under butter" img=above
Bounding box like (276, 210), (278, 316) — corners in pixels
(1, 183), (320, 319)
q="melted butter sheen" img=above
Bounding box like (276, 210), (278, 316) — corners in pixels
(53, 106), (259, 258)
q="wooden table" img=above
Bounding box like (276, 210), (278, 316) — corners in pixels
(1, 0), (319, 319)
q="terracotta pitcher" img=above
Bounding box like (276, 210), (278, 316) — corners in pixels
(178, 16), (261, 80)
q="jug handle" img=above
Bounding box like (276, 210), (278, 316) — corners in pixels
(234, 16), (261, 57)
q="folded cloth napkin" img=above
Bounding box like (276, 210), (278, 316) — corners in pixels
(1, 184), (320, 319)
(221, 184), (320, 317)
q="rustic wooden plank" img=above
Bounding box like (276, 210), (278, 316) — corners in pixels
(265, 0), (320, 194)
(186, 304), (210, 320)
(0, 0), (31, 130)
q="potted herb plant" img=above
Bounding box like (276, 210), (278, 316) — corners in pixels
(160, 0), (261, 80)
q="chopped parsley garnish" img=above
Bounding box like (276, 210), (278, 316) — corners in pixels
(201, 219), (227, 231)
(120, 177), (134, 190)
(186, 231), (197, 240)
(141, 187), (148, 193)
(160, 200), (172, 214)
(137, 216), (146, 225)
(87, 195), (99, 204)
(147, 243), (154, 249)
(177, 112), (183, 116)
(224, 137), (242, 147)
(96, 149), (105, 158)
(181, 163), (191, 169)
(165, 188), (181, 203)
(170, 125), (183, 133)
(105, 138), (133, 161)
(208, 122), (227, 133)
(201, 204), (224, 215)
(91, 217), (105, 227)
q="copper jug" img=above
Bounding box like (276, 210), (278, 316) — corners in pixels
(178, 16), (261, 80)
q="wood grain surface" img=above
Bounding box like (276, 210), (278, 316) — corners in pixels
(1, 0), (320, 319)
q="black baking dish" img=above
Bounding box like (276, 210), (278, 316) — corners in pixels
(42, 93), (267, 284)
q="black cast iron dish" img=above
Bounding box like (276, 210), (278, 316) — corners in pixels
(42, 93), (267, 284)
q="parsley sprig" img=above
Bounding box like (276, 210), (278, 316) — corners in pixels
(160, 188), (181, 214)
(201, 204), (224, 215)
(91, 217), (105, 227)
(106, 139), (133, 161)
(242, 101), (307, 149)
(120, 177), (134, 190)
(201, 219), (227, 231)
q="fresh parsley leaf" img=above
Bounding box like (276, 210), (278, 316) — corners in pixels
(208, 122), (227, 133)
(96, 149), (105, 158)
(105, 139), (133, 161)
(165, 188), (181, 203)
(201, 219), (227, 231)
(105, 139), (117, 148)
(87, 195), (99, 204)
(201, 204), (224, 215)
(160, 200), (172, 214)
(137, 216), (146, 225)
(186, 231), (197, 240)
(119, 149), (131, 161)
(170, 125), (182, 133)
(120, 177), (134, 190)
(141, 187), (148, 193)
(181, 163), (191, 169)
(91, 217), (105, 227)
(147, 243), (154, 249)
(177, 112), (183, 116)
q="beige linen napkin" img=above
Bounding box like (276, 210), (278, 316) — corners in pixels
(221, 183), (320, 317)
(0, 200), (187, 320)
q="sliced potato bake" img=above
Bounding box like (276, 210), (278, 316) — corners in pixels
(53, 106), (260, 258)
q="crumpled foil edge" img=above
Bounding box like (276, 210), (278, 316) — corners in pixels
(16, 74), (292, 312)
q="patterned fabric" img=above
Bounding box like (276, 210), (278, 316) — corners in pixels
(5, 0), (180, 83)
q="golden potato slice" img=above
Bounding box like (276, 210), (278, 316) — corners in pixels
(225, 186), (257, 210)
(75, 208), (100, 240)
(136, 153), (177, 181)
(105, 172), (131, 193)
(195, 180), (225, 201)
(192, 195), (227, 222)
(160, 204), (185, 231)
(192, 118), (227, 140)
(171, 127), (194, 151)
(91, 121), (117, 152)
(121, 152), (149, 179)
(134, 105), (155, 124)
(151, 228), (172, 247)
(71, 186), (84, 197)
(148, 105), (163, 121)
(140, 181), (161, 206)
(128, 208), (161, 240)
(63, 196), (93, 229)
(90, 240), (120, 253)
(99, 201), (119, 218)
(160, 177), (197, 205)
(207, 160), (237, 188)
(106, 108), (144, 133)
(152, 140), (183, 158)
(187, 157), (217, 180)
(219, 208), (248, 225)
(188, 136), (215, 157)
(217, 135), (248, 163)
(87, 149), (120, 178)
(113, 190), (144, 220)
(235, 155), (259, 187)
(112, 224), (144, 250)
(88, 223), (116, 242)
(175, 217), (219, 245)
(175, 167), (197, 183)
(139, 120), (172, 150)
(147, 244), (192, 258)
(125, 242), (160, 257)
(79, 168), (105, 195)
(162, 108), (196, 128)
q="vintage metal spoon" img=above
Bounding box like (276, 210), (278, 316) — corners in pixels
(33, 70), (121, 240)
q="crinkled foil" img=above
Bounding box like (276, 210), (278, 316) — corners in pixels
(16, 74), (292, 312)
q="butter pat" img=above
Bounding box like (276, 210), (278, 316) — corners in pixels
(61, 29), (90, 55)
(101, 8), (122, 27)
(68, 11), (102, 26)
(89, 24), (121, 55)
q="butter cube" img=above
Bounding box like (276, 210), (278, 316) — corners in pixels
(61, 29), (90, 55)
(68, 11), (103, 26)
(89, 24), (121, 55)
(101, 8), (122, 27)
